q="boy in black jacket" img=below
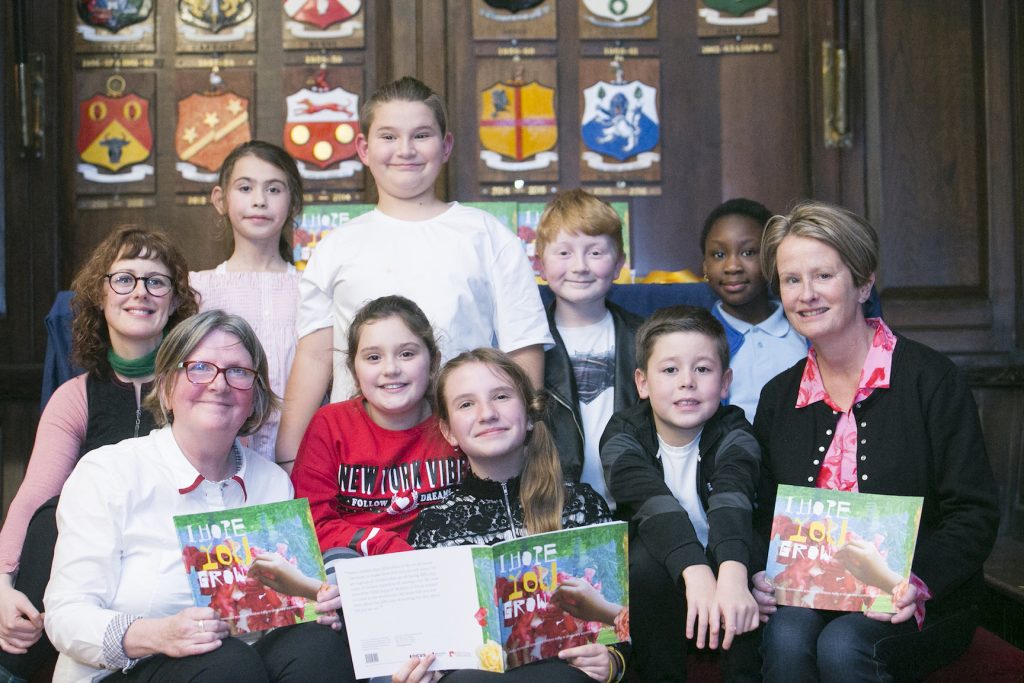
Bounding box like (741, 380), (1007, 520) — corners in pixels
(601, 305), (761, 682)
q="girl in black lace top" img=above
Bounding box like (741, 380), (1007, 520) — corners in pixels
(396, 349), (622, 683)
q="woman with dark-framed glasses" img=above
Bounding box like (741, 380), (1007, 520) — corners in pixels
(0, 226), (198, 682)
(45, 310), (357, 683)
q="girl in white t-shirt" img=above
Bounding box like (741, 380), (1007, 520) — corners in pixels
(190, 140), (303, 462)
(276, 77), (551, 471)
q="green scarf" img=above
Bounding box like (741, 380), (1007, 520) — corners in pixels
(108, 344), (159, 378)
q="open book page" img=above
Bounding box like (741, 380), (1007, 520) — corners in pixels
(333, 521), (629, 679)
(333, 546), (493, 678)
(766, 485), (923, 613)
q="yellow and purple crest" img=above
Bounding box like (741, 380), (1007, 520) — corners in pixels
(479, 81), (557, 162)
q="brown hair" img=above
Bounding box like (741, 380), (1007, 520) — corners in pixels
(761, 200), (880, 294)
(535, 188), (625, 259)
(435, 348), (565, 535)
(70, 225), (199, 378)
(215, 140), (303, 264)
(144, 309), (278, 437)
(360, 76), (448, 136)
(635, 305), (730, 373)
(345, 295), (441, 404)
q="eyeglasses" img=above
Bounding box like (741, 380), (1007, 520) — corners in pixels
(177, 361), (259, 390)
(105, 271), (173, 297)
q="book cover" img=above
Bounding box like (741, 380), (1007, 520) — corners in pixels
(173, 498), (326, 634)
(766, 485), (923, 613)
(476, 520), (630, 670)
(333, 521), (629, 678)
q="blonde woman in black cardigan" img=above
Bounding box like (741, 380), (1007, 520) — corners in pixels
(750, 201), (998, 682)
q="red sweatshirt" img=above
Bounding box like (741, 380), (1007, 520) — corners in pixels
(292, 398), (464, 555)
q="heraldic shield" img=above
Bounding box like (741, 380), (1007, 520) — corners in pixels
(581, 80), (659, 162)
(175, 92), (251, 173)
(78, 92), (153, 172)
(582, 0), (654, 21)
(703, 0), (773, 15)
(178, 0), (253, 33)
(285, 0), (361, 30)
(479, 81), (557, 162)
(285, 86), (360, 169)
(77, 0), (153, 33)
(483, 0), (546, 12)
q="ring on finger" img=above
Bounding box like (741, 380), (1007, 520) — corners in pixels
(199, 619), (205, 633)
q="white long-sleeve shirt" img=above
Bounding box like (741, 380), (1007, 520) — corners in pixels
(44, 426), (293, 683)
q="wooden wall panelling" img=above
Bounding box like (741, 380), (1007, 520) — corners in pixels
(1011, 1), (1024, 352)
(445, 0), (824, 274)
(866, 0), (1017, 358)
(65, 2), (381, 279)
(971, 376), (1024, 540)
(1, 0), (65, 515)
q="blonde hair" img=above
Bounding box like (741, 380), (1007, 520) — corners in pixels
(435, 348), (564, 535)
(761, 200), (880, 294)
(535, 188), (624, 259)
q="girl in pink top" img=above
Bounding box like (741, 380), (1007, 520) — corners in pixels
(190, 140), (303, 463)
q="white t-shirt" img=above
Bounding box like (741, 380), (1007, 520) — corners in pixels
(658, 432), (708, 549)
(298, 203), (553, 401)
(558, 312), (616, 503)
(717, 302), (807, 423)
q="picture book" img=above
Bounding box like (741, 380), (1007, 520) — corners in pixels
(766, 485), (924, 613)
(332, 521), (629, 678)
(173, 498), (326, 635)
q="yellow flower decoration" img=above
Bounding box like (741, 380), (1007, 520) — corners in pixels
(476, 640), (504, 672)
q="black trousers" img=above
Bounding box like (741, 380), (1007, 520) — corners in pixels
(629, 534), (761, 683)
(102, 621), (357, 682)
(440, 658), (591, 682)
(0, 497), (60, 682)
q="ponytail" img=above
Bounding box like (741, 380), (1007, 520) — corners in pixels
(519, 409), (565, 535)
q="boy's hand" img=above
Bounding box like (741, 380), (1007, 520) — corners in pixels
(681, 564), (716, 649)
(751, 570), (777, 623)
(712, 561), (759, 650)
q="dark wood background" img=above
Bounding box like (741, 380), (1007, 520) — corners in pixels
(1, 0), (1022, 536)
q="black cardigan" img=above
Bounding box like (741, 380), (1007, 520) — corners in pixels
(752, 333), (999, 607)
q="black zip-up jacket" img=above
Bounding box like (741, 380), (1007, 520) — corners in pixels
(544, 300), (644, 482)
(601, 401), (760, 582)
